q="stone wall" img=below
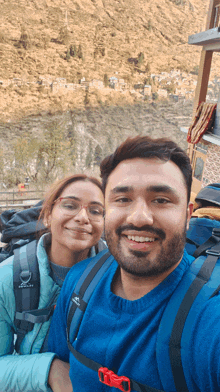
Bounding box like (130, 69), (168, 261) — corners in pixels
(202, 143), (220, 186)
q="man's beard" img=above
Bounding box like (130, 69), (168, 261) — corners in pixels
(105, 222), (187, 278)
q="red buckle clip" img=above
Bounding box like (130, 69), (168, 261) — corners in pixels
(98, 367), (131, 392)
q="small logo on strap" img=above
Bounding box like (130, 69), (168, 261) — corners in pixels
(18, 282), (34, 289)
(72, 296), (81, 307)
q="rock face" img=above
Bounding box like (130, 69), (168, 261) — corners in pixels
(0, 0), (217, 120)
(0, 99), (192, 153)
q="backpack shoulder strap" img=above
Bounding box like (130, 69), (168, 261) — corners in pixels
(66, 249), (113, 344)
(156, 242), (220, 392)
(13, 239), (54, 352)
(13, 240), (40, 351)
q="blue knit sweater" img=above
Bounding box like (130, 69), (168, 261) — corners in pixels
(48, 250), (220, 392)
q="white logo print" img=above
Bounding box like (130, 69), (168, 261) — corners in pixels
(18, 282), (34, 289)
(72, 296), (81, 307)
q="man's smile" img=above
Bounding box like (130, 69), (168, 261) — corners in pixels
(127, 235), (156, 243)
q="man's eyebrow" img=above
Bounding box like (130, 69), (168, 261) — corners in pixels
(111, 186), (133, 194)
(146, 185), (179, 197)
(110, 185), (179, 198)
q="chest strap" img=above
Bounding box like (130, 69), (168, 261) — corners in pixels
(67, 343), (164, 392)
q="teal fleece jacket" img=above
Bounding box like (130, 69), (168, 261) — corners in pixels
(0, 234), (60, 392)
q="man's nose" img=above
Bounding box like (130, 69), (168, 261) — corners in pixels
(126, 200), (153, 227)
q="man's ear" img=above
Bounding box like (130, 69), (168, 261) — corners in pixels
(186, 202), (194, 231)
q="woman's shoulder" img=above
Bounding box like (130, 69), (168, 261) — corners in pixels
(0, 254), (14, 277)
(0, 254), (14, 294)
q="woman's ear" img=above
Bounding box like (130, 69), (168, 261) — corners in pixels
(43, 215), (51, 229)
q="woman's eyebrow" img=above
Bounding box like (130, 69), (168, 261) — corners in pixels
(64, 196), (104, 207)
(90, 201), (104, 207)
(64, 196), (80, 201)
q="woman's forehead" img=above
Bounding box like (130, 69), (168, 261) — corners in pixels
(60, 180), (104, 202)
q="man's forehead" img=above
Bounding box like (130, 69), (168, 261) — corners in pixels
(106, 158), (186, 194)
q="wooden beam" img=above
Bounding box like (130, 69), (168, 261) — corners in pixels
(192, 0), (220, 115)
(188, 28), (220, 46)
(193, 50), (213, 115)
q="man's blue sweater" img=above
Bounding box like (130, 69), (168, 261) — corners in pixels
(48, 250), (220, 392)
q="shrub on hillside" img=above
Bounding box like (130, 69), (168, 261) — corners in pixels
(17, 27), (31, 50)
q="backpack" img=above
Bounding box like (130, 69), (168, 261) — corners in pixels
(0, 200), (45, 262)
(65, 228), (220, 392)
(0, 202), (53, 351)
(186, 217), (220, 258)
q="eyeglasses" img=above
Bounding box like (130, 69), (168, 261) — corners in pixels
(55, 197), (104, 222)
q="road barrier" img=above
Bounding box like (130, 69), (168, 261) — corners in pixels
(0, 190), (45, 210)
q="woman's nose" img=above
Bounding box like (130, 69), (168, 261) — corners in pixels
(74, 207), (90, 223)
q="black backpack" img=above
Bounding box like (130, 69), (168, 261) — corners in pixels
(0, 200), (45, 262)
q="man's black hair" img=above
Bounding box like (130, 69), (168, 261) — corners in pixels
(100, 136), (192, 203)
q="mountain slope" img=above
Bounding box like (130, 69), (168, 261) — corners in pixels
(0, 0), (217, 119)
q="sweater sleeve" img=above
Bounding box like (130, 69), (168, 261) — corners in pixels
(0, 261), (56, 392)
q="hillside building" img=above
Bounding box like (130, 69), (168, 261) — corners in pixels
(144, 85), (151, 96)
(157, 89), (168, 99)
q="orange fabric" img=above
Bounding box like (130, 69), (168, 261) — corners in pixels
(192, 206), (220, 220)
(187, 102), (217, 144)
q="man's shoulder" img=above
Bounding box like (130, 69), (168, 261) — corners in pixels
(66, 249), (113, 286)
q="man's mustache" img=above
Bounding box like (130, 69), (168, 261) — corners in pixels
(115, 225), (166, 240)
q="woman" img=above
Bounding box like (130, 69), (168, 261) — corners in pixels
(0, 174), (105, 392)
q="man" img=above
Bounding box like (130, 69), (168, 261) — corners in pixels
(48, 136), (220, 392)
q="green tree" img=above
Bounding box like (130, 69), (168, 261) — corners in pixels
(137, 52), (144, 66)
(18, 26), (31, 50)
(12, 136), (39, 180)
(39, 121), (71, 181)
(77, 44), (83, 60)
(84, 90), (90, 106)
(57, 26), (69, 45)
(147, 20), (152, 31)
(4, 123), (73, 185)
(191, 65), (199, 76)
(70, 44), (77, 57)
(65, 48), (71, 61)
(104, 73), (109, 87)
